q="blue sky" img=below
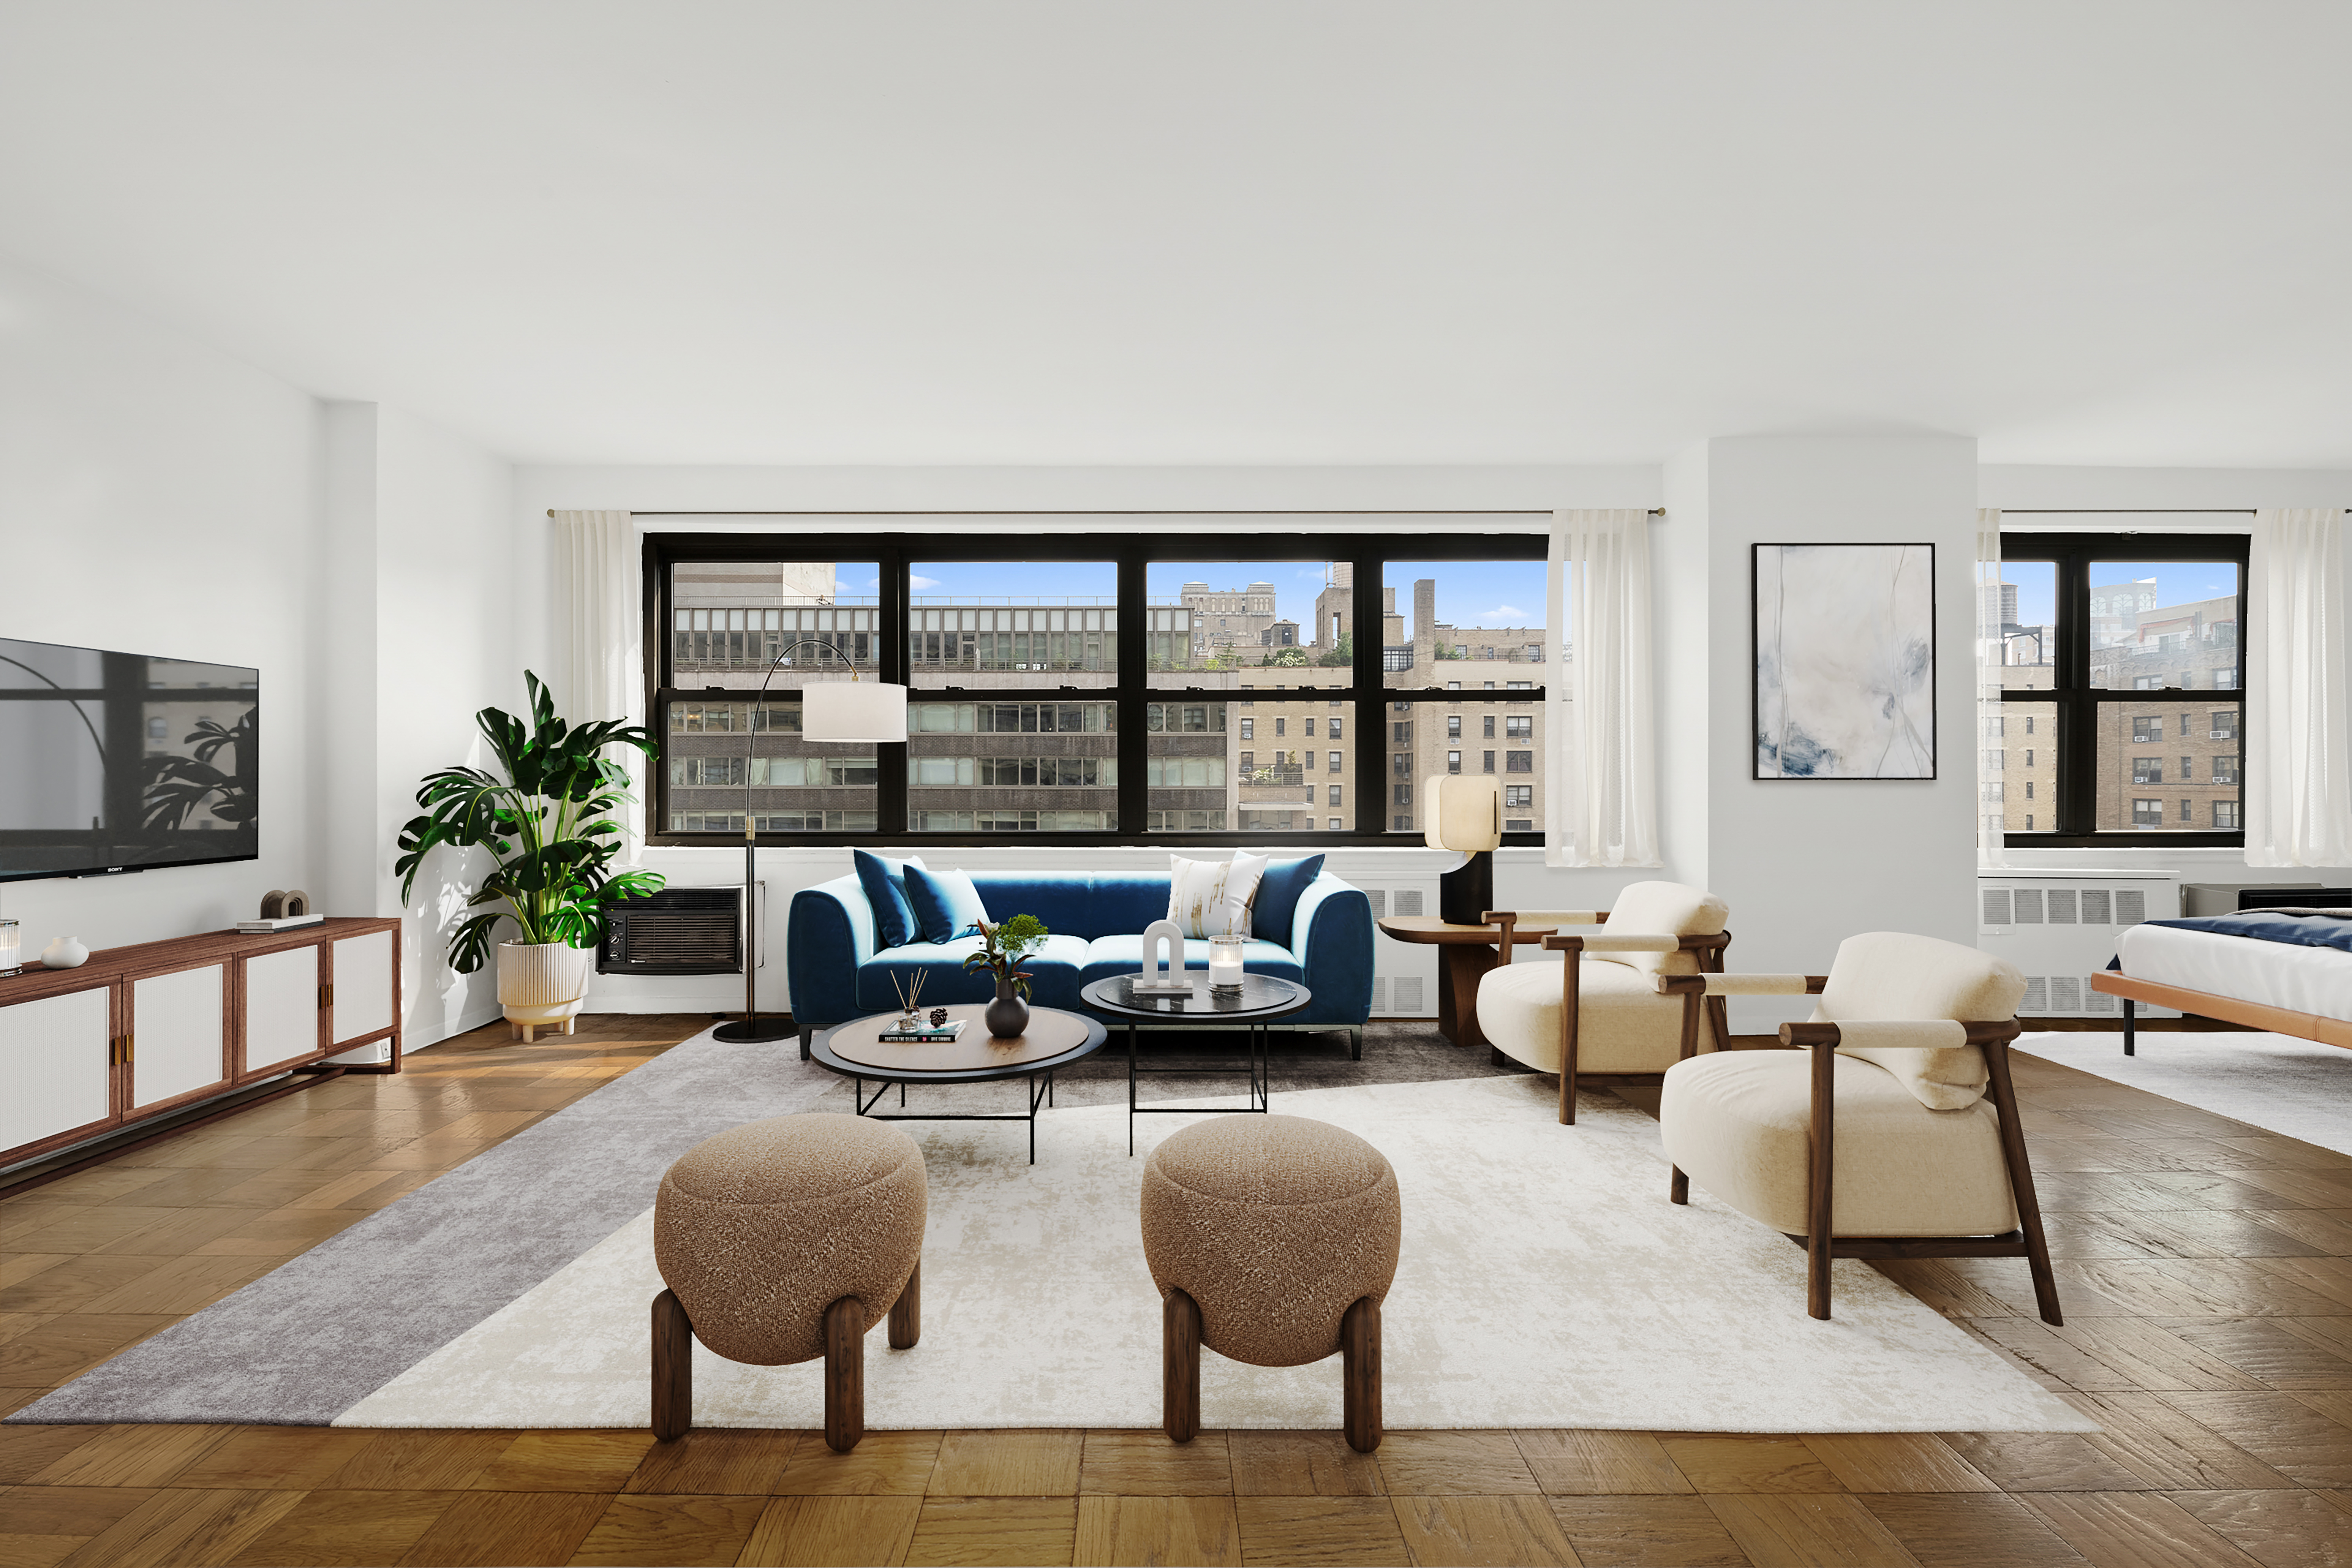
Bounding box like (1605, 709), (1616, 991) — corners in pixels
(2005, 559), (2239, 628)
(851, 560), (1549, 643)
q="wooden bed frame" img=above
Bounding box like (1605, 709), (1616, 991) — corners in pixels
(2088, 970), (2352, 1055)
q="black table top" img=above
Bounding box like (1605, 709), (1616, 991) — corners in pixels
(1080, 972), (1311, 1021)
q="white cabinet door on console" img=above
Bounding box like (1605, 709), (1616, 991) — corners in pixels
(0, 985), (115, 1157)
(329, 930), (394, 1045)
(129, 964), (230, 1111)
(242, 945), (321, 1075)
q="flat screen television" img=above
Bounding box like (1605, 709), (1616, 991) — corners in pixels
(0, 636), (259, 882)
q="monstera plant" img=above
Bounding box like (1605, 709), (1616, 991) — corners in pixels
(395, 673), (664, 1037)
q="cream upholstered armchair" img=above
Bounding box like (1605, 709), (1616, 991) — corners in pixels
(1477, 881), (1731, 1125)
(1654, 931), (2060, 1325)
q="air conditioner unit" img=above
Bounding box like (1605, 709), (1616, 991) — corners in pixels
(598, 885), (762, 976)
(1977, 869), (2180, 1018)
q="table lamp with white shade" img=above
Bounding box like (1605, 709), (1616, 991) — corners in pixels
(712, 642), (907, 1043)
(1424, 773), (1502, 927)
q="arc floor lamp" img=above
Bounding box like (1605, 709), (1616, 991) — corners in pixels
(711, 639), (907, 1043)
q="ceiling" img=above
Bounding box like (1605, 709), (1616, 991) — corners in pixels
(4, 3), (2348, 469)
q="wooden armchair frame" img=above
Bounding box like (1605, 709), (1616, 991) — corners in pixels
(1653, 976), (2062, 1326)
(1498, 923), (1732, 1126)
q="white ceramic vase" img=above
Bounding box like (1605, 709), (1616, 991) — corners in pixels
(40, 936), (89, 970)
(496, 940), (594, 1040)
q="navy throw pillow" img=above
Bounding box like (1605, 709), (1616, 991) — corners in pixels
(854, 850), (925, 950)
(904, 865), (990, 945)
(1252, 854), (1326, 950)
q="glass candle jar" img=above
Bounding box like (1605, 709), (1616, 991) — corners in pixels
(0, 919), (16, 972)
(1208, 933), (1246, 993)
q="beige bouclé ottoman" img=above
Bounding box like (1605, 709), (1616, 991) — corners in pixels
(651, 1112), (927, 1451)
(1141, 1114), (1402, 1451)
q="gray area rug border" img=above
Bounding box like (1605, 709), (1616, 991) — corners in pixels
(12, 1034), (847, 1425)
(14, 1021), (1511, 1426)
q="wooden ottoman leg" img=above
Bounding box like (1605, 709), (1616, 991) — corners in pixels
(1342, 1296), (1381, 1453)
(1163, 1288), (1201, 1443)
(1669, 1166), (1689, 1205)
(651, 1288), (693, 1442)
(824, 1296), (866, 1453)
(889, 1260), (922, 1350)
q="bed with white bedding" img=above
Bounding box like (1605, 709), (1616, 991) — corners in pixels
(2094, 911), (2352, 1053)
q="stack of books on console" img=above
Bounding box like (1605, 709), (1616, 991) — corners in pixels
(878, 1018), (967, 1044)
(237, 912), (326, 933)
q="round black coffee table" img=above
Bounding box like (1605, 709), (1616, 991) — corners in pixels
(811, 1003), (1108, 1164)
(1079, 973), (1311, 1155)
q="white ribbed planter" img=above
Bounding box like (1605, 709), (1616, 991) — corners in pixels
(497, 940), (595, 1041)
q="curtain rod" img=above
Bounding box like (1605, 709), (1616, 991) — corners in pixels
(1996, 507), (2261, 515)
(547, 507), (1668, 518)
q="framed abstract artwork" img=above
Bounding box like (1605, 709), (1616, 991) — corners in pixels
(1753, 542), (1936, 779)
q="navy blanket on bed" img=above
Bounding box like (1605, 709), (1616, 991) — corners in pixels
(2137, 913), (2352, 956)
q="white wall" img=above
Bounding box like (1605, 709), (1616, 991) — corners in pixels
(1701, 436), (1981, 1029)
(0, 254), (328, 951)
(0, 259), (518, 1051)
(518, 463), (1668, 1020)
(512, 452), (2352, 1031)
(369, 405), (523, 1042)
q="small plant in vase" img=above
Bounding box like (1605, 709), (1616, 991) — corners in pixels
(964, 914), (1048, 1038)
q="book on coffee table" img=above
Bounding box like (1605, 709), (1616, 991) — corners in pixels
(877, 1019), (969, 1043)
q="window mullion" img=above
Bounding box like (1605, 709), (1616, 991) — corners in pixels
(1116, 549), (1147, 836)
(874, 549), (910, 836)
(1351, 547), (1384, 835)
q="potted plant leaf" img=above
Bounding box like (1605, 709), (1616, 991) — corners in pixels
(394, 672), (665, 1039)
(963, 914), (1048, 1038)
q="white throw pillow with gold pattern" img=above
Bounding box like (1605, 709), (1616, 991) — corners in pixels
(1167, 852), (1268, 939)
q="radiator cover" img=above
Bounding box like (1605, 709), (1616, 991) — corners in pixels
(1977, 869), (2180, 1019)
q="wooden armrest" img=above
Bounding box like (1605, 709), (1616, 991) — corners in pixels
(1779, 1020), (2022, 1049)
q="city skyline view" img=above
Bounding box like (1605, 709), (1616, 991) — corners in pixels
(807, 559), (1554, 641)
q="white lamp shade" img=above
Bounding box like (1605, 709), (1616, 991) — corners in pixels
(1423, 773), (1502, 852)
(799, 680), (908, 744)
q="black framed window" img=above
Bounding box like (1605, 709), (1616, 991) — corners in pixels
(1993, 532), (2247, 847)
(645, 530), (1549, 848)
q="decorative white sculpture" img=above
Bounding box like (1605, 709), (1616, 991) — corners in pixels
(1133, 917), (1195, 994)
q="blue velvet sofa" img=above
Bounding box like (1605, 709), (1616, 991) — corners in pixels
(786, 868), (1374, 1057)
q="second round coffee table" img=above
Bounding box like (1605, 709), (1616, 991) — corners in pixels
(810, 1003), (1108, 1164)
(1080, 973), (1311, 1155)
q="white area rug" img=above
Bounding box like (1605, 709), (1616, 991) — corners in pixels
(341, 1076), (2089, 1434)
(2015, 1030), (2352, 1155)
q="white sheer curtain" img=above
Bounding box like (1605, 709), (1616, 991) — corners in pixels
(1546, 508), (1660, 867)
(552, 510), (646, 863)
(2246, 507), (2352, 867)
(1976, 509), (2007, 867)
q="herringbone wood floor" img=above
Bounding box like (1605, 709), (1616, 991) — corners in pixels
(2, 1015), (2349, 1566)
